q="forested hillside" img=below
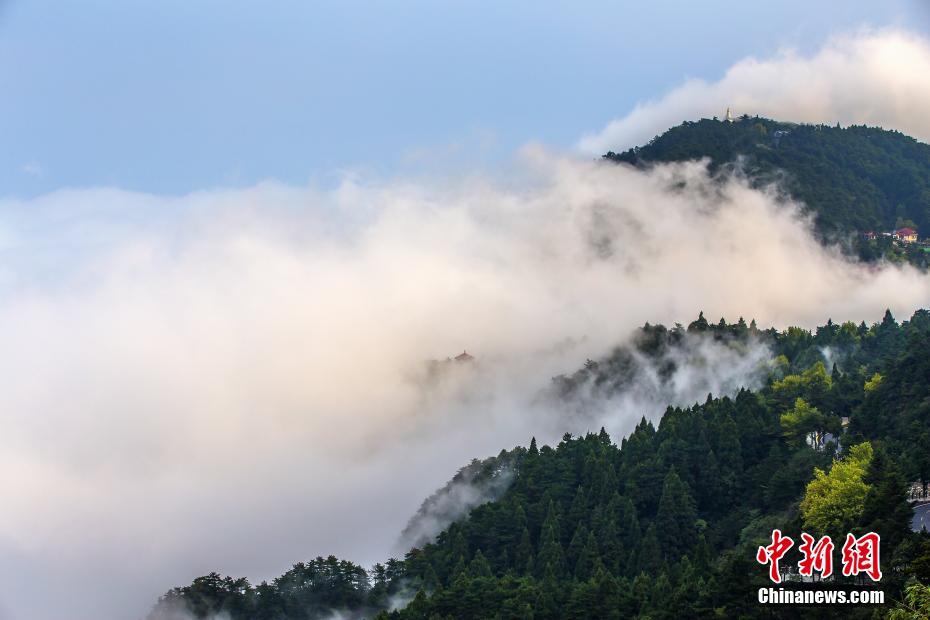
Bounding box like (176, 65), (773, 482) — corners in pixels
(604, 117), (930, 265)
(149, 309), (930, 619)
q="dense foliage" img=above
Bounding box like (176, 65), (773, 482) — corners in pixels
(150, 309), (930, 619)
(604, 116), (930, 265)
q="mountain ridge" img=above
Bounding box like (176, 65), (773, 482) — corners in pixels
(604, 117), (930, 263)
(148, 307), (930, 619)
(145, 119), (930, 620)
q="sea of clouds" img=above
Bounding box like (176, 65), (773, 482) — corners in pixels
(2, 28), (930, 620)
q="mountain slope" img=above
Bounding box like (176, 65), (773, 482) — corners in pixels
(148, 309), (930, 619)
(604, 117), (930, 245)
(145, 121), (930, 620)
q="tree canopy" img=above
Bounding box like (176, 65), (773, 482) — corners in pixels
(605, 117), (930, 239)
(149, 308), (930, 619)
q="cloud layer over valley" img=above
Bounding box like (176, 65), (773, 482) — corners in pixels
(6, 27), (930, 620)
(3, 150), (930, 619)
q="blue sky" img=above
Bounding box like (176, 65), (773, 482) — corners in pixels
(1, 0), (927, 196)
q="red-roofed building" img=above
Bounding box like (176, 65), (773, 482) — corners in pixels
(894, 227), (918, 243)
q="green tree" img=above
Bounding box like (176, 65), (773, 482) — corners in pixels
(799, 442), (873, 536)
(770, 361), (832, 410)
(864, 372), (883, 392)
(536, 514), (565, 579)
(779, 397), (832, 449)
(860, 448), (913, 550)
(888, 582), (930, 620)
(655, 468), (697, 560)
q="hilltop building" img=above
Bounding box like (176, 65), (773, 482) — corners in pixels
(861, 228), (920, 244)
(894, 227), (918, 243)
(454, 351), (474, 363)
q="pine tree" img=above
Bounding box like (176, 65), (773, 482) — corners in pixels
(654, 468), (697, 560)
(567, 486), (588, 533)
(688, 311), (709, 332)
(637, 525), (663, 574)
(468, 550), (492, 578)
(860, 448), (913, 550)
(536, 518), (565, 579)
(574, 531), (603, 580)
(528, 437), (539, 456)
(515, 527), (534, 575)
(597, 518), (624, 575)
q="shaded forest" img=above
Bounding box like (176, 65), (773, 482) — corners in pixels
(149, 309), (930, 619)
(604, 117), (930, 267)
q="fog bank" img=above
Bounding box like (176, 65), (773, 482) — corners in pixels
(2, 151), (930, 619)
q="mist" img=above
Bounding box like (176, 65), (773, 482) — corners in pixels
(2, 145), (930, 619)
(396, 328), (775, 556)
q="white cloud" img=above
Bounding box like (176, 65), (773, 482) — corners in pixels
(8, 28), (930, 619)
(2, 152), (930, 619)
(578, 29), (930, 154)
